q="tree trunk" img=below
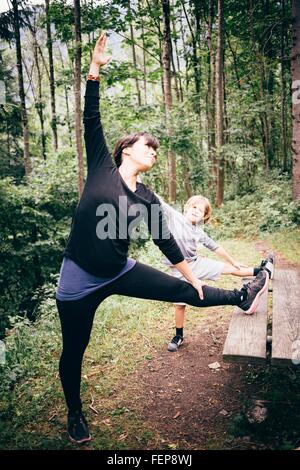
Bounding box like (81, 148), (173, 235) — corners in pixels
(170, 40), (180, 102)
(6, 121), (11, 163)
(215, 0), (224, 207)
(263, 0), (276, 168)
(226, 32), (241, 88)
(12, 0), (31, 175)
(179, 4), (189, 91)
(74, 0), (84, 197)
(22, 49), (47, 161)
(139, 0), (147, 105)
(223, 68), (229, 144)
(259, 82), (271, 170)
(181, 0), (200, 114)
(292, 0), (300, 201)
(183, 160), (193, 199)
(146, 0), (165, 106)
(281, 0), (288, 172)
(249, 0), (270, 170)
(32, 27), (47, 160)
(193, 0), (202, 102)
(129, 0), (142, 106)
(207, 0), (216, 183)
(162, 0), (176, 202)
(45, 0), (58, 151)
(21, 6), (47, 159)
(171, 2), (184, 102)
(58, 45), (73, 147)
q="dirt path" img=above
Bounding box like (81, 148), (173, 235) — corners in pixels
(129, 310), (252, 450)
(121, 243), (300, 450)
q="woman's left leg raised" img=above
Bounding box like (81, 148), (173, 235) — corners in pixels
(105, 262), (241, 307)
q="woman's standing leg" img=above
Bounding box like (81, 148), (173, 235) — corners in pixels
(56, 289), (108, 414)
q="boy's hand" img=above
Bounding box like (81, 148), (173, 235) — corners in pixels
(232, 260), (249, 269)
(192, 278), (205, 300)
(92, 32), (112, 67)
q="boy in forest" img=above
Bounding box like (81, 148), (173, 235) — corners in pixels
(156, 194), (275, 352)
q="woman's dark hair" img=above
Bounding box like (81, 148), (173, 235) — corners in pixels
(113, 131), (159, 168)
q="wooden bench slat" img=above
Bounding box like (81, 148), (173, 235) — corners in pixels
(222, 288), (268, 364)
(271, 269), (300, 366)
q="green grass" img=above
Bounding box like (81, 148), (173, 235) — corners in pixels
(266, 227), (300, 264)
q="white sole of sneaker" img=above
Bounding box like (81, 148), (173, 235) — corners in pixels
(243, 273), (269, 315)
(167, 340), (184, 352)
(265, 260), (274, 280)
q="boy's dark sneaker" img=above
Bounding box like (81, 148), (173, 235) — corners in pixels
(260, 252), (275, 279)
(167, 335), (184, 352)
(239, 270), (269, 314)
(67, 410), (91, 445)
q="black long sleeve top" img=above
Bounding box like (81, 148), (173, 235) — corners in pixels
(64, 80), (184, 277)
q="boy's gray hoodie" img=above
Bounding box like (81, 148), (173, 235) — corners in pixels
(156, 195), (219, 266)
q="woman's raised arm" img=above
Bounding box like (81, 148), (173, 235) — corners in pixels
(84, 33), (113, 173)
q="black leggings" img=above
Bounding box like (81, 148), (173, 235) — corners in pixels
(56, 261), (241, 413)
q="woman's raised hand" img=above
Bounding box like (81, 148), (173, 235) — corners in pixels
(91, 32), (112, 67)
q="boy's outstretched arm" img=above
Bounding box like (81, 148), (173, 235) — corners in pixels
(214, 246), (249, 269)
(196, 227), (248, 268)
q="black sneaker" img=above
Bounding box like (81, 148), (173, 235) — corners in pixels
(238, 270), (269, 314)
(167, 335), (184, 352)
(67, 410), (91, 445)
(259, 252), (275, 279)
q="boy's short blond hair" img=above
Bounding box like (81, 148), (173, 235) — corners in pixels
(184, 195), (212, 224)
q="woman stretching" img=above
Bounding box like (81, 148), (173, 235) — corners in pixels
(55, 33), (268, 444)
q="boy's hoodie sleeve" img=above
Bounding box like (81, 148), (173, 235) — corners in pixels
(196, 226), (219, 251)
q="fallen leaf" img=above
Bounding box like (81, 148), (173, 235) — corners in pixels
(173, 411), (181, 419)
(168, 443), (177, 450)
(208, 361), (221, 369)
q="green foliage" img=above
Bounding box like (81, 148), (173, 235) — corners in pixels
(0, 48), (24, 180)
(0, 286), (62, 449)
(210, 172), (300, 240)
(0, 291), (59, 401)
(0, 151), (78, 338)
(223, 143), (264, 196)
